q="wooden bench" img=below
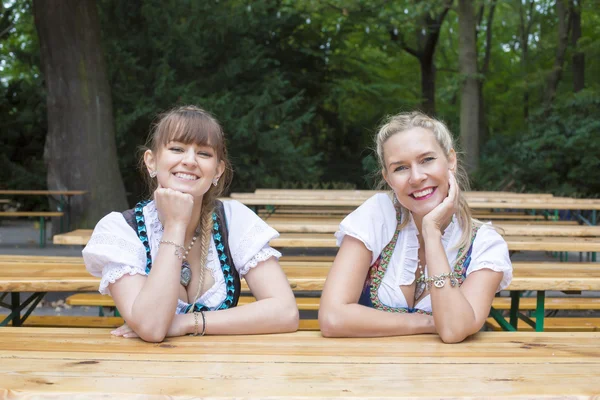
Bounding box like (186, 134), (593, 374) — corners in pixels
(67, 293), (600, 313)
(3, 257), (600, 332)
(486, 317), (600, 332)
(0, 314), (320, 331)
(0, 211), (64, 247)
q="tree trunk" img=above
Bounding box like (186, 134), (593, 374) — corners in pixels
(420, 56), (436, 116)
(545, 0), (572, 106)
(519, 0), (535, 119)
(478, 1), (496, 151)
(571, 0), (584, 92)
(392, 0), (452, 117)
(458, 0), (479, 173)
(33, 0), (127, 231)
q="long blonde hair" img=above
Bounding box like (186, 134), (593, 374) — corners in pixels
(375, 111), (478, 254)
(140, 105), (233, 306)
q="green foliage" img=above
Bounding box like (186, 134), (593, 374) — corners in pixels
(2, 0), (600, 204)
(99, 0), (325, 200)
(474, 91), (600, 197)
(0, 0), (47, 209)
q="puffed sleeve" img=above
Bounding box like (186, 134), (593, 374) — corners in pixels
(466, 224), (513, 292)
(82, 212), (148, 295)
(223, 200), (282, 277)
(334, 193), (398, 265)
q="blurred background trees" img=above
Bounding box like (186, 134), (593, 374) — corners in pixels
(1, 0), (598, 226)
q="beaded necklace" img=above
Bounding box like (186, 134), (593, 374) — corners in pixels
(131, 201), (237, 312)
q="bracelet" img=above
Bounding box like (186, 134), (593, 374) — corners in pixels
(418, 272), (460, 290)
(159, 240), (185, 259)
(199, 310), (206, 336)
(192, 311), (199, 336)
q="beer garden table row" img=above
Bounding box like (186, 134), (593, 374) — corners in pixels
(0, 189), (87, 231)
(2, 256), (600, 331)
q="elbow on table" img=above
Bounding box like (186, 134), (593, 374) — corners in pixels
(318, 307), (344, 338)
(280, 301), (300, 332)
(129, 320), (168, 343)
(437, 327), (469, 344)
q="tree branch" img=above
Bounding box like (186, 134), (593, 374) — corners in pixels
(0, 23), (14, 39)
(390, 28), (421, 58)
(481, 0), (496, 75)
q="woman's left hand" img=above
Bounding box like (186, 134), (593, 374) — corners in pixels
(422, 171), (459, 235)
(111, 316), (192, 340)
(111, 323), (139, 338)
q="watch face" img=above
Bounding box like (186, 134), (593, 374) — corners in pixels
(180, 264), (192, 287)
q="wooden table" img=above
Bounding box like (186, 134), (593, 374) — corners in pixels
(0, 328), (598, 398)
(0, 189), (87, 231)
(2, 259), (600, 332)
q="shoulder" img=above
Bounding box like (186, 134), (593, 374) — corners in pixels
(342, 193), (396, 226)
(218, 199), (281, 270)
(91, 211), (138, 237)
(473, 223), (507, 249)
(335, 193), (397, 262)
(221, 199), (259, 222)
(467, 222), (512, 291)
(82, 211), (147, 278)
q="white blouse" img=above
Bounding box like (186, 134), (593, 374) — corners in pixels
(334, 193), (513, 313)
(82, 200), (281, 313)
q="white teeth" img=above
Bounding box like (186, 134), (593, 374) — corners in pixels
(413, 188), (434, 198)
(175, 172), (198, 181)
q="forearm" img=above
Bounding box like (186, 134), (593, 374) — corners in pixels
(129, 226), (186, 336)
(319, 303), (435, 338)
(201, 297), (299, 335)
(424, 232), (478, 342)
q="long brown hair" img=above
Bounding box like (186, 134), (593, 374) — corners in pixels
(140, 105), (233, 306)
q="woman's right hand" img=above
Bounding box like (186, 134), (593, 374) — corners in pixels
(154, 187), (194, 230)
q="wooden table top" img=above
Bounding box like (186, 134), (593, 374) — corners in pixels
(0, 328), (598, 398)
(1, 261), (599, 292)
(0, 190), (87, 196)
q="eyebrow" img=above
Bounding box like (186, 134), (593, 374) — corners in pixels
(387, 151), (437, 168)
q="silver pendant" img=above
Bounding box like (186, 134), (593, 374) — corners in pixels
(180, 263), (192, 287)
(434, 278), (446, 288)
(414, 281), (426, 300)
(450, 276), (458, 287)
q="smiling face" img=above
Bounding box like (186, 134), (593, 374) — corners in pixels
(144, 141), (224, 198)
(142, 106), (230, 201)
(382, 127), (456, 218)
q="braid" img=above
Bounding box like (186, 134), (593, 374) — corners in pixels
(187, 205), (215, 311)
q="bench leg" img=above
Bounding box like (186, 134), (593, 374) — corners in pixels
(39, 217), (46, 248)
(0, 292), (46, 327)
(489, 307), (516, 331)
(509, 290), (521, 329)
(534, 291), (545, 332)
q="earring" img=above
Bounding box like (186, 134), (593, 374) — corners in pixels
(149, 170), (157, 178)
(392, 193), (399, 205)
(212, 178), (219, 187)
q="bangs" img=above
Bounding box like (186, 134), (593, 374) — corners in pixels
(155, 110), (224, 153)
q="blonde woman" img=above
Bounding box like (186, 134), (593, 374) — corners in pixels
(83, 106), (298, 342)
(319, 111), (512, 343)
